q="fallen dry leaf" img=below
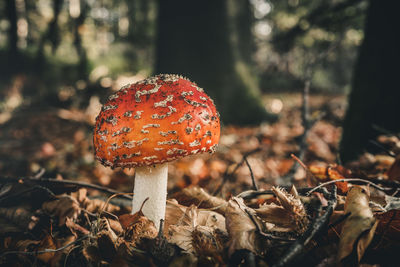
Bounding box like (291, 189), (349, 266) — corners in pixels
(65, 217), (90, 236)
(72, 188), (122, 214)
(42, 195), (81, 226)
(173, 186), (228, 215)
(119, 208), (158, 246)
(165, 199), (226, 231)
(225, 197), (263, 256)
(0, 206), (36, 233)
(309, 164), (348, 193)
(338, 186), (378, 263)
(166, 200), (227, 258)
(82, 218), (121, 263)
(375, 210), (400, 244)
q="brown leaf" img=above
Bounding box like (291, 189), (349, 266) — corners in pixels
(36, 235), (57, 263)
(42, 195), (81, 226)
(10, 235), (57, 263)
(165, 199), (226, 230)
(82, 218), (120, 263)
(119, 210), (158, 246)
(375, 210), (400, 244)
(225, 197), (262, 256)
(0, 206), (36, 233)
(166, 201), (227, 257)
(97, 230), (118, 262)
(72, 188), (122, 214)
(65, 217), (90, 236)
(338, 186), (378, 263)
(173, 186), (228, 215)
(309, 165), (348, 193)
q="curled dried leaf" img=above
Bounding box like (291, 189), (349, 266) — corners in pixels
(0, 206), (36, 233)
(42, 195), (80, 226)
(338, 186), (378, 263)
(72, 188), (122, 214)
(167, 202), (227, 258)
(65, 217), (90, 236)
(165, 199), (226, 231)
(225, 197), (262, 256)
(173, 186), (228, 215)
(119, 210), (158, 247)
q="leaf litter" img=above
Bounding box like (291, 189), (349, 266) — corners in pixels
(1, 94), (400, 265)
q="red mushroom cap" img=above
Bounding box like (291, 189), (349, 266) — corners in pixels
(93, 74), (220, 168)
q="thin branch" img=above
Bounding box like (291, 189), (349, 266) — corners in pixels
(244, 158), (258, 191)
(213, 148), (261, 196)
(368, 140), (396, 157)
(306, 178), (389, 195)
(236, 187), (314, 199)
(372, 124), (400, 139)
(0, 184), (56, 205)
(0, 235), (89, 258)
(0, 176), (132, 200)
(328, 212), (351, 229)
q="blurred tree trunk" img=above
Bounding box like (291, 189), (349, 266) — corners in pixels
(37, 0), (64, 56)
(72, 0), (88, 80)
(127, 0), (151, 46)
(235, 0), (255, 65)
(5, 0), (18, 61)
(340, 0), (400, 162)
(155, 0), (273, 125)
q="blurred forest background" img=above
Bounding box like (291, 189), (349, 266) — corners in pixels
(0, 0), (398, 184)
(0, 0), (365, 114)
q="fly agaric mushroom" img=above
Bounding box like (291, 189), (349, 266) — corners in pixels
(93, 74), (220, 228)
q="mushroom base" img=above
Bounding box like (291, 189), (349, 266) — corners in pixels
(132, 163), (168, 229)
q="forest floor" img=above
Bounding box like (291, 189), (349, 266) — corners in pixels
(0, 92), (399, 266)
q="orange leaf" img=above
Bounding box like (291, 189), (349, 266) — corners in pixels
(309, 165), (348, 193)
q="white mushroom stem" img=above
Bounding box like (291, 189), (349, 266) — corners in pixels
(132, 163), (168, 229)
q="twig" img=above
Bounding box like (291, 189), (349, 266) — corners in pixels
(236, 187), (314, 199)
(306, 178), (389, 195)
(100, 192), (133, 218)
(368, 140), (396, 157)
(0, 176), (132, 200)
(372, 124), (400, 139)
(244, 158), (258, 191)
(280, 41), (340, 186)
(272, 186), (337, 267)
(158, 219), (164, 237)
(365, 176), (400, 189)
(32, 168), (46, 178)
(0, 235), (89, 258)
(213, 148), (261, 196)
(0, 184), (56, 205)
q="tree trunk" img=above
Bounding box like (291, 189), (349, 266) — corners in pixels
(235, 0), (255, 65)
(73, 0), (88, 80)
(340, 0), (400, 162)
(155, 0), (272, 125)
(5, 0), (18, 62)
